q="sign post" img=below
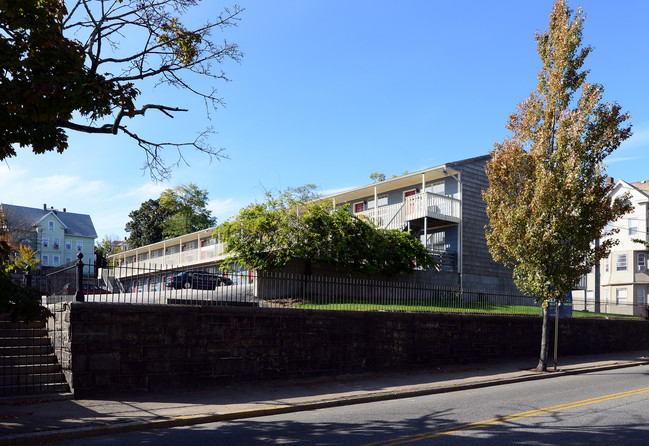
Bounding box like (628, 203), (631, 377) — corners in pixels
(548, 292), (572, 371)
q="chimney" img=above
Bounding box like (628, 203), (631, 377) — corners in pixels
(63, 208), (66, 213)
(606, 177), (614, 187)
(43, 203), (47, 210)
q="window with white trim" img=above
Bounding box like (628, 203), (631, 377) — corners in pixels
(353, 202), (365, 213)
(637, 252), (646, 271)
(42, 236), (49, 248)
(616, 254), (627, 271)
(48, 221), (54, 231)
(53, 237), (60, 249)
(629, 218), (638, 236)
(604, 256), (609, 273)
(65, 257), (71, 264)
(65, 240), (71, 250)
(616, 288), (627, 305)
(76, 241), (83, 251)
(53, 256), (60, 267)
(636, 287), (646, 305)
(42, 255), (48, 266)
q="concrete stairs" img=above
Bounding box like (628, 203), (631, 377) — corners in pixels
(0, 314), (70, 397)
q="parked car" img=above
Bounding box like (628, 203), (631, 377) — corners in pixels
(165, 271), (233, 290)
(83, 283), (112, 294)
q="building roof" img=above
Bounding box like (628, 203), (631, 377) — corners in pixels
(322, 154), (489, 204)
(630, 180), (649, 193)
(0, 203), (97, 239)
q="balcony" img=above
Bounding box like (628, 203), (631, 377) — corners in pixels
(355, 192), (460, 230)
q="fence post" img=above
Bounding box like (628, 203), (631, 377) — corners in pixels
(75, 252), (85, 302)
(25, 265), (32, 287)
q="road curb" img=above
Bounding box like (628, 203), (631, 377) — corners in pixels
(2, 360), (648, 445)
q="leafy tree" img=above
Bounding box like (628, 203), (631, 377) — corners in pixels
(370, 172), (386, 183)
(125, 183), (216, 247)
(125, 199), (172, 248)
(220, 186), (435, 275)
(13, 244), (41, 271)
(160, 184), (216, 238)
(95, 235), (123, 267)
(0, 0), (243, 180)
(0, 239), (50, 322)
(483, 0), (632, 371)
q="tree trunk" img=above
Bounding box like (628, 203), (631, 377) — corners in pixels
(536, 305), (549, 371)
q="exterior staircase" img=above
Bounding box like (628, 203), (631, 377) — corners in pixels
(0, 314), (70, 397)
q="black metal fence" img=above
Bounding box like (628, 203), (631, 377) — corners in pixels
(32, 260), (547, 315)
(15, 260), (649, 317)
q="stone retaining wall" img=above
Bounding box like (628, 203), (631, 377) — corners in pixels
(48, 302), (649, 398)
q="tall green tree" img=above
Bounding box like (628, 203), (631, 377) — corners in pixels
(125, 199), (172, 248)
(160, 184), (216, 238)
(220, 186), (435, 275)
(125, 183), (216, 247)
(483, 0), (632, 371)
(0, 0), (243, 180)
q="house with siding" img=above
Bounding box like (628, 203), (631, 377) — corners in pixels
(322, 155), (516, 291)
(109, 154), (518, 293)
(0, 203), (97, 269)
(574, 178), (649, 316)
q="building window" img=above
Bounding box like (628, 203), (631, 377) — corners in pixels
(604, 256), (609, 273)
(53, 256), (60, 267)
(615, 288), (627, 305)
(636, 287), (646, 305)
(76, 241), (83, 251)
(42, 237), (49, 248)
(42, 255), (48, 266)
(65, 257), (71, 264)
(65, 240), (71, 250)
(638, 252), (646, 271)
(426, 180), (445, 195)
(616, 254), (627, 271)
(48, 221), (54, 231)
(53, 237), (60, 249)
(353, 202), (365, 213)
(629, 218), (638, 236)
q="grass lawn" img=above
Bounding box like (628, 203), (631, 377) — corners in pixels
(292, 299), (642, 319)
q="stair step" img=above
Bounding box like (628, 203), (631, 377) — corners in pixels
(0, 345), (55, 356)
(0, 371), (68, 386)
(0, 336), (52, 347)
(1, 363), (62, 375)
(0, 382), (70, 396)
(0, 327), (49, 338)
(0, 353), (59, 366)
(0, 318), (46, 329)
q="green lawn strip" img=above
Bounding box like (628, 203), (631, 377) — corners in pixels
(293, 301), (642, 319)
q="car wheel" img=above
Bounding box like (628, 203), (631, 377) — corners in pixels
(183, 281), (192, 289)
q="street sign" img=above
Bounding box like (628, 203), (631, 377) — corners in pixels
(549, 292), (573, 318)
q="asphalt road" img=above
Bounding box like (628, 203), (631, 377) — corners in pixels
(52, 364), (649, 445)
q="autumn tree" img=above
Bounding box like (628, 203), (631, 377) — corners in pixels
(125, 183), (215, 247)
(219, 186), (435, 274)
(0, 0), (243, 180)
(483, 0), (632, 371)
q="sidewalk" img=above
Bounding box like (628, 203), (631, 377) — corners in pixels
(2, 351), (648, 445)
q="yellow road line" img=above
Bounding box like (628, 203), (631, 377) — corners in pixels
(362, 386), (649, 446)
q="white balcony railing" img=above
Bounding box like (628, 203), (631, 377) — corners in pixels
(355, 192), (460, 230)
(115, 242), (228, 277)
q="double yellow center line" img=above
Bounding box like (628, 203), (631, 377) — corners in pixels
(363, 386), (649, 445)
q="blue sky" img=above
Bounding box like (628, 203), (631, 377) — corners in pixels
(2, 0), (648, 241)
